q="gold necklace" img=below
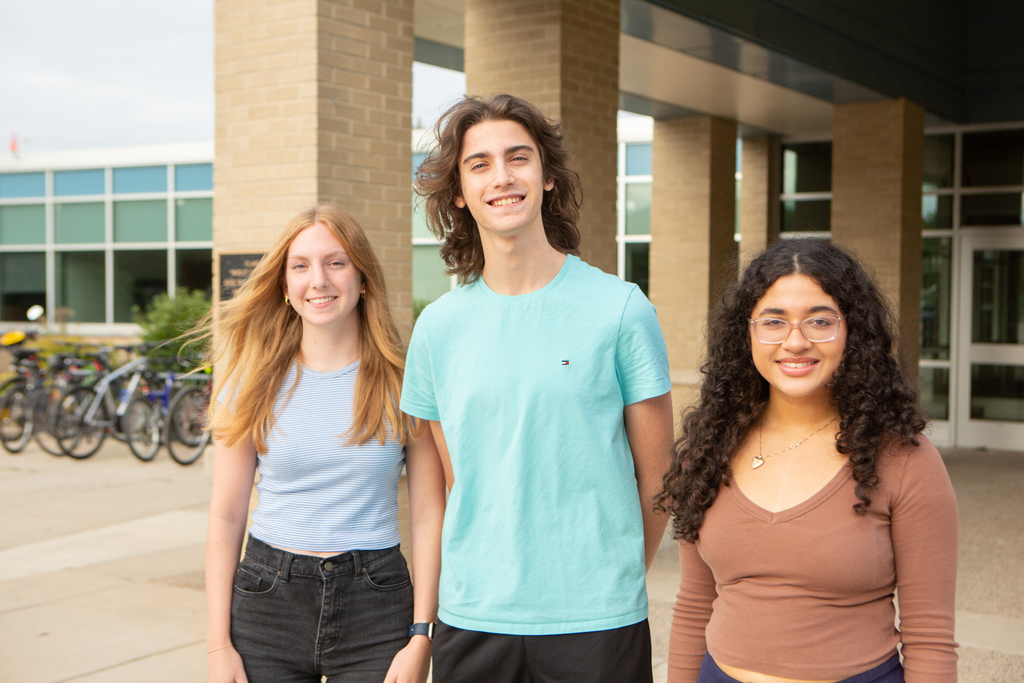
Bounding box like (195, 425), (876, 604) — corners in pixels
(753, 416), (837, 469)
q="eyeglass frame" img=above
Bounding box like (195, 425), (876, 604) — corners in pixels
(748, 315), (845, 344)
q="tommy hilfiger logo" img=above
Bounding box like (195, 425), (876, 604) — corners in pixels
(561, 360), (570, 366)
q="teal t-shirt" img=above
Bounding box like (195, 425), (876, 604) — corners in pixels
(401, 255), (671, 635)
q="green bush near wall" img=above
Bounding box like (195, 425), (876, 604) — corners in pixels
(132, 288), (210, 370)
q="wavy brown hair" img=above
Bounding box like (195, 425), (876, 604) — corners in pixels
(414, 94), (582, 283)
(658, 239), (926, 542)
(202, 204), (417, 454)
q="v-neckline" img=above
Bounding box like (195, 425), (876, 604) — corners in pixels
(728, 464), (852, 523)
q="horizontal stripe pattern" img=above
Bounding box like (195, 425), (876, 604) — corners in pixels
(249, 360), (405, 552)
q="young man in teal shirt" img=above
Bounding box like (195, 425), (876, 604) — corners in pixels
(402, 94), (673, 682)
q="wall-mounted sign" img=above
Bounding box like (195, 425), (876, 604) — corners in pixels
(219, 253), (263, 301)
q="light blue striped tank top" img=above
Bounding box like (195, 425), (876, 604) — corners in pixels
(248, 360), (405, 552)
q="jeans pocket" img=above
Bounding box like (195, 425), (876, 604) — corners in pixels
(361, 549), (412, 592)
(233, 558), (280, 596)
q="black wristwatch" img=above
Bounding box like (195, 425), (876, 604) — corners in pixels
(408, 622), (435, 640)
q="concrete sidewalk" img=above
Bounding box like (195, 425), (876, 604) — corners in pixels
(1, 441), (1022, 682)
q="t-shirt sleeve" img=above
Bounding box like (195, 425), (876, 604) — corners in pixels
(615, 287), (671, 406)
(890, 440), (959, 682)
(668, 539), (716, 683)
(400, 314), (440, 421)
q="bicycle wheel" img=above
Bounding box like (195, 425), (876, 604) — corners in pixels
(33, 388), (67, 456)
(166, 386), (210, 465)
(0, 381), (32, 454)
(57, 386), (108, 460)
(124, 398), (161, 462)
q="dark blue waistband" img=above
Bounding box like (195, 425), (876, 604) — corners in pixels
(697, 653), (903, 683)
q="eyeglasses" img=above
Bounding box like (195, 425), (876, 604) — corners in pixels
(749, 316), (844, 344)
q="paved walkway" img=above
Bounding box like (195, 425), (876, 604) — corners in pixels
(0, 441), (1021, 682)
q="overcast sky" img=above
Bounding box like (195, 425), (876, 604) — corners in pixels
(0, 0), (465, 154)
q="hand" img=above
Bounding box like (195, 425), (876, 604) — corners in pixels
(383, 636), (432, 683)
(208, 645), (249, 683)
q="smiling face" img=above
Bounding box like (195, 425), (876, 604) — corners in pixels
(749, 274), (847, 405)
(283, 221), (363, 336)
(454, 119), (554, 247)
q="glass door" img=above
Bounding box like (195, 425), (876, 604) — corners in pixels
(956, 229), (1024, 449)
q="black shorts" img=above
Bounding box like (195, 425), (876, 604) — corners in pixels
(432, 619), (654, 683)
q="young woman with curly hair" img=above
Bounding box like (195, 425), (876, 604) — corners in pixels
(659, 239), (958, 683)
(204, 204), (446, 683)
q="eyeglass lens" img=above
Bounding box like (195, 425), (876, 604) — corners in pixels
(752, 317), (840, 343)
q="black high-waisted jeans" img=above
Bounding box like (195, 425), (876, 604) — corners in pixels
(231, 535), (413, 683)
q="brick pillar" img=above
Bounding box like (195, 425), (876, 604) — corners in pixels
(649, 116), (737, 415)
(739, 136), (781, 268)
(831, 98), (924, 368)
(214, 0), (414, 331)
(463, 0), (619, 274)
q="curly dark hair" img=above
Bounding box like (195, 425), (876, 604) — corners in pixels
(657, 239), (926, 542)
(414, 94), (582, 283)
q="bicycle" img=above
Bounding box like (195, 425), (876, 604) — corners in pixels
(0, 332), (43, 454)
(122, 359), (177, 462)
(56, 345), (153, 459)
(164, 369), (212, 465)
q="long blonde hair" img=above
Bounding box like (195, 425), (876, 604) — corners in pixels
(206, 204), (416, 453)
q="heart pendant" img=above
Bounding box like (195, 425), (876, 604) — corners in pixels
(751, 456), (764, 469)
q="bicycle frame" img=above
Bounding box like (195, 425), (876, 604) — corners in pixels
(78, 355), (150, 428)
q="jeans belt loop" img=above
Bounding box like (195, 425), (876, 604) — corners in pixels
(280, 551), (294, 582)
(352, 549), (364, 579)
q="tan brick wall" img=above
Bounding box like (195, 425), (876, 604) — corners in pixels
(649, 116), (737, 408)
(739, 136), (780, 269)
(214, 0), (413, 333)
(831, 98), (924, 368)
(464, 0), (619, 274)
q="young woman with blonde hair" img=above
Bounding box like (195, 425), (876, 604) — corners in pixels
(204, 204), (445, 683)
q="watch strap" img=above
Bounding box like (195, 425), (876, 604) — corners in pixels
(408, 622), (435, 640)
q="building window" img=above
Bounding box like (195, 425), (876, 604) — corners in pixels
(114, 200), (167, 242)
(923, 135), (954, 190)
(624, 183), (651, 235)
(176, 198), (213, 241)
(54, 169), (105, 196)
(413, 244), (451, 305)
(624, 242), (650, 295)
(960, 130), (1024, 228)
(618, 123), (654, 296)
(0, 205), (45, 245)
(0, 172), (45, 199)
(175, 163), (213, 192)
(56, 202), (105, 244)
(923, 195), (953, 230)
(113, 166), (167, 194)
(56, 251), (106, 322)
(0, 252), (46, 321)
(114, 250), (168, 322)
(624, 143), (652, 176)
(921, 237), (953, 360)
(961, 193), (1024, 227)
(961, 130), (1024, 187)
(176, 248), (213, 295)
(0, 160), (213, 327)
(780, 142), (831, 233)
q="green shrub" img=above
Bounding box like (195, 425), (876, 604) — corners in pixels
(132, 288), (211, 370)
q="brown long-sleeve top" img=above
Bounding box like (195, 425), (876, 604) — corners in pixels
(669, 437), (958, 683)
